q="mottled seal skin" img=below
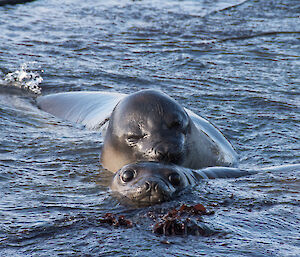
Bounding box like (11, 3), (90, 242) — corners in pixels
(111, 162), (252, 205)
(101, 89), (236, 172)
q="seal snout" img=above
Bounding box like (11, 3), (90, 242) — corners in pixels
(141, 179), (172, 203)
(144, 180), (157, 192)
(144, 180), (163, 194)
(153, 144), (184, 164)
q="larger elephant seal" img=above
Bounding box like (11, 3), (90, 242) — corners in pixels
(101, 90), (236, 172)
(111, 162), (253, 205)
(37, 89), (238, 172)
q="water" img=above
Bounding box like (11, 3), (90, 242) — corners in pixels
(0, 0), (299, 256)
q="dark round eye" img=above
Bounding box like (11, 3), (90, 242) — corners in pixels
(127, 135), (141, 141)
(121, 169), (135, 183)
(168, 173), (181, 186)
(168, 117), (189, 134)
(170, 119), (182, 129)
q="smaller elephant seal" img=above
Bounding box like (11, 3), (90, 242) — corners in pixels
(111, 162), (252, 206)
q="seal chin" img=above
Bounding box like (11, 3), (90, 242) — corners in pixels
(133, 191), (172, 206)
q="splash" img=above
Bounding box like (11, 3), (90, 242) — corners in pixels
(2, 63), (43, 94)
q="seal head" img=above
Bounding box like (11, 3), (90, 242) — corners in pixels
(111, 162), (196, 205)
(101, 90), (191, 172)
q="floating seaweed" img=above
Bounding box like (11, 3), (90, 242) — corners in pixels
(98, 213), (133, 228)
(98, 203), (215, 236)
(152, 204), (215, 236)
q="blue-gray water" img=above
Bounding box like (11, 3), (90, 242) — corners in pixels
(0, 0), (299, 256)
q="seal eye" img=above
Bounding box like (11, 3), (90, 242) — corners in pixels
(127, 135), (142, 141)
(126, 134), (146, 145)
(169, 117), (188, 134)
(121, 169), (135, 183)
(170, 119), (182, 129)
(168, 173), (181, 186)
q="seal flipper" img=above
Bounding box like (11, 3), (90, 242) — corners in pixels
(192, 164), (300, 180)
(193, 167), (257, 179)
(37, 91), (126, 130)
(186, 109), (238, 167)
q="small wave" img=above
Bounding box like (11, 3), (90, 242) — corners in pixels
(1, 63), (43, 94)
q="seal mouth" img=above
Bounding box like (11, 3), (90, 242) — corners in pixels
(130, 180), (175, 205)
(158, 152), (184, 165)
(145, 150), (184, 166)
(135, 191), (172, 205)
(140, 140), (186, 166)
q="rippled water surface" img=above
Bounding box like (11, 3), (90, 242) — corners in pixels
(0, 0), (299, 256)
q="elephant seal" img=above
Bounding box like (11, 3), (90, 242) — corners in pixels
(111, 162), (253, 205)
(37, 90), (238, 172)
(101, 90), (237, 171)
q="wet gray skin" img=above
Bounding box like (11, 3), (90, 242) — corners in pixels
(110, 162), (253, 206)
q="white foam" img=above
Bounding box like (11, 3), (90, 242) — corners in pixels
(2, 63), (43, 94)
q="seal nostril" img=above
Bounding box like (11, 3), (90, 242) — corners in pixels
(144, 181), (159, 192)
(155, 149), (166, 161)
(154, 183), (159, 192)
(144, 181), (151, 192)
